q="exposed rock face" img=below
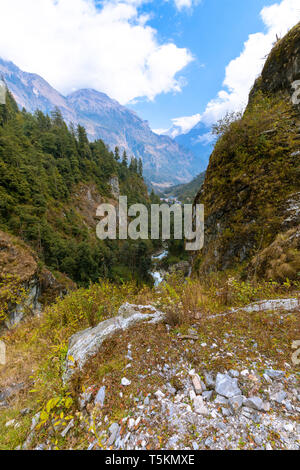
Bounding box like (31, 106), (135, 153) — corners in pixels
(169, 261), (191, 277)
(73, 183), (103, 228)
(0, 231), (40, 328)
(250, 24), (300, 97)
(109, 176), (120, 199)
(193, 23), (300, 280)
(0, 230), (74, 329)
(63, 303), (166, 382)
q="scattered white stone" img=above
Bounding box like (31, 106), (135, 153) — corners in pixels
(135, 417), (141, 427)
(154, 390), (165, 400)
(121, 378), (131, 387)
(271, 391), (287, 404)
(262, 402), (271, 412)
(95, 386), (106, 406)
(229, 370), (239, 378)
(263, 373), (272, 384)
(215, 373), (241, 398)
(193, 396), (209, 416)
(265, 369), (285, 379)
(31, 413), (40, 431)
(283, 400), (293, 411)
(5, 419), (15, 428)
(204, 372), (215, 389)
(284, 423), (294, 433)
(203, 391), (213, 401)
(243, 397), (264, 411)
(191, 374), (203, 395)
(214, 395), (228, 405)
(229, 395), (243, 412)
(63, 303), (166, 381)
(107, 423), (120, 447)
(61, 419), (74, 438)
(127, 418), (135, 430)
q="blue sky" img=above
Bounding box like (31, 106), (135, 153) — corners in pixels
(129, 0), (279, 131)
(0, 0), (299, 135)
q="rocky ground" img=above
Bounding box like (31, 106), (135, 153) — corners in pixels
(6, 298), (298, 451)
(97, 362), (300, 451)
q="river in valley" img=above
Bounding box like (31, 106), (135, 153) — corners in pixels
(150, 250), (168, 287)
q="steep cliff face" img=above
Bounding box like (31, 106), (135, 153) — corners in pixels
(194, 23), (300, 281)
(0, 231), (73, 329)
(250, 23), (300, 98)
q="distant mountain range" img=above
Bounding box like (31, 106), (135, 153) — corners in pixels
(161, 171), (206, 203)
(175, 121), (215, 169)
(0, 58), (211, 187)
(157, 119), (215, 173)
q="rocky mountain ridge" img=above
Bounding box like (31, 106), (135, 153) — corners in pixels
(0, 58), (201, 186)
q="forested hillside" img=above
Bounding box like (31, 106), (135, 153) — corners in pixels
(0, 91), (155, 286)
(162, 172), (206, 203)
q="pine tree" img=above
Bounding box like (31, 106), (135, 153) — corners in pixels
(114, 146), (120, 161)
(138, 158), (143, 176)
(122, 150), (128, 167)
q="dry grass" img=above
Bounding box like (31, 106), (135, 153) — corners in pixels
(252, 228), (300, 281)
(0, 272), (299, 449)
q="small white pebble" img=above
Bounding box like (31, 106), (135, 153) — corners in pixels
(121, 378), (131, 386)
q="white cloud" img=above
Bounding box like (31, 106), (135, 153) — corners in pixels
(201, 0), (300, 125)
(153, 128), (169, 135)
(173, 0), (193, 10)
(172, 0), (199, 11)
(0, 0), (193, 104)
(193, 131), (215, 146)
(171, 113), (201, 133)
(153, 112), (200, 137)
(157, 0), (300, 138)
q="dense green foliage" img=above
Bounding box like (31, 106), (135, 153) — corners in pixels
(0, 92), (154, 285)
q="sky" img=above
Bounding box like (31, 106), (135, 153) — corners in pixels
(0, 0), (300, 135)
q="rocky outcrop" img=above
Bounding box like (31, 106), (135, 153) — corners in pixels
(169, 261), (191, 277)
(109, 176), (120, 199)
(0, 230), (74, 329)
(193, 23), (300, 280)
(250, 23), (300, 98)
(63, 303), (166, 382)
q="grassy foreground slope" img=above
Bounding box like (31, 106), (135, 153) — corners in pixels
(0, 273), (299, 450)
